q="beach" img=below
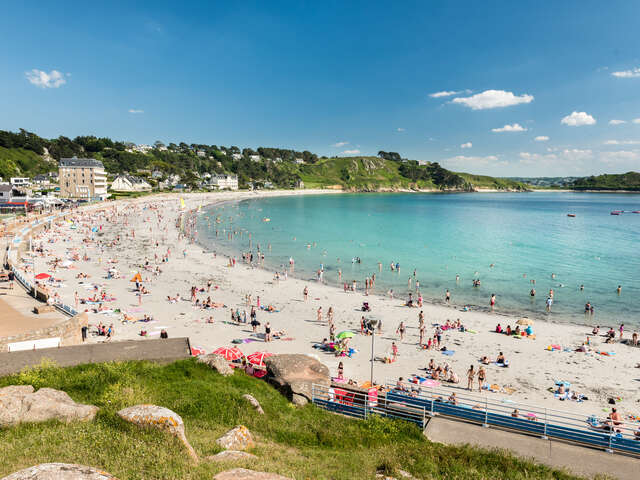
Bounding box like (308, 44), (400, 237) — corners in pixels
(21, 190), (640, 418)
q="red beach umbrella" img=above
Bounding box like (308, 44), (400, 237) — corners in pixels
(190, 346), (206, 356)
(212, 346), (243, 361)
(35, 273), (51, 280)
(247, 351), (273, 367)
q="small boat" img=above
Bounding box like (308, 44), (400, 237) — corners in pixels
(567, 214), (576, 217)
(611, 210), (623, 215)
(262, 218), (270, 222)
(632, 211), (640, 214)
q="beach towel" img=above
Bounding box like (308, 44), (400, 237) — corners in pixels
(441, 350), (455, 356)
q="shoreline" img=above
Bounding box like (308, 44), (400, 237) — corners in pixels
(13, 190), (640, 419)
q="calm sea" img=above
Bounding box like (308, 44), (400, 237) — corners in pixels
(197, 192), (640, 326)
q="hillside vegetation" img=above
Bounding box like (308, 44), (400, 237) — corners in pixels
(0, 129), (528, 192)
(571, 172), (640, 191)
(0, 359), (582, 480)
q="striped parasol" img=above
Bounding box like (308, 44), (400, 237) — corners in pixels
(212, 346), (244, 361)
(247, 351), (273, 367)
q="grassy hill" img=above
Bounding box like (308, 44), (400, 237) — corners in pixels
(571, 172), (640, 191)
(0, 146), (57, 180)
(0, 359), (579, 480)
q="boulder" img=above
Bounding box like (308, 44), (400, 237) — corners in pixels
(264, 354), (330, 406)
(242, 394), (264, 415)
(117, 404), (197, 462)
(213, 469), (292, 480)
(206, 450), (257, 462)
(0, 385), (98, 428)
(216, 425), (254, 451)
(0, 463), (117, 480)
(198, 354), (234, 377)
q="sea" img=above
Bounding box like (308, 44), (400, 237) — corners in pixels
(196, 192), (640, 326)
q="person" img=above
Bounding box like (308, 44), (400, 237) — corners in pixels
(496, 352), (506, 365)
(467, 365), (475, 391)
(619, 324), (624, 340)
(511, 409), (519, 418)
(265, 322), (272, 342)
(490, 294), (496, 311)
(303, 286), (309, 301)
(396, 321), (406, 340)
(337, 361), (344, 380)
(607, 408), (623, 431)
(525, 324), (533, 336)
(81, 324), (88, 342)
(530, 288), (535, 297)
(448, 392), (458, 405)
(391, 341), (398, 361)
(617, 285), (622, 295)
(445, 289), (451, 303)
(546, 296), (553, 312)
(592, 325), (600, 335)
(481, 356), (490, 365)
(160, 329), (168, 339)
(106, 324), (114, 341)
(8, 270), (14, 289)
(477, 366), (486, 392)
(447, 370), (459, 383)
(632, 331), (639, 346)
(495, 323), (502, 333)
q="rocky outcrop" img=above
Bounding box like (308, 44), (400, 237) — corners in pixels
(117, 404), (197, 462)
(0, 463), (117, 480)
(264, 354), (330, 406)
(206, 451), (257, 462)
(0, 385), (98, 427)
(216, 425), (254, 451)
(213, 469), (292, 480)
(242, 394), (264, 415)
(198, 354), (234, 376)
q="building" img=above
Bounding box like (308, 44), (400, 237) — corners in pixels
(197, 150), (206, 157)
(110, 175), (152, 192)
(58, 157), (108, 200)
(249, 154), (261, 162)
(10, 177), (31, 187)
(0, 184), (14, 202)
(231, 153), (242, 160)
(207, 174), (238, 190)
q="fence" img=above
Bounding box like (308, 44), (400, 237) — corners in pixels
(311, 380), (640, 456)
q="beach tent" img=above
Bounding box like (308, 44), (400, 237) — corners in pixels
(130, 273), (142, 283)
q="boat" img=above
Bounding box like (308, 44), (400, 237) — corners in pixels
(632, 211), (640, 214)
(610, 210), (622, 215)
(567, 214), (576, 217)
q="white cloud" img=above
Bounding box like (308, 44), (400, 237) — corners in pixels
(561, 148), (593, 161)
(451, 89), (533, 110)
(561, 111), (596, 126)
(601, 150), (640, 162)
(25, 69), (67, 88)
(429, 89), (471, 98)
(128, 109), (144, 114)
(396, 128), (405, 132)
(332, 141), (348, 147)
(609, 119), (626, 125)
(443, 155), (505, 170)
(491, 123), (527, 133)
(342, 149), (360, 155)
(633, 118), (640, 124)
(460, 142), (472, 149)
(611, 68), (640, 78)
(534, 136), (549, 141)
(603, 140), (640, 145)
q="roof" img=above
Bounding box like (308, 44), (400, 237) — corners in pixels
(115, 174), (149, 185)
(59, 157), (104, 168)
(0, 184), (13, 192)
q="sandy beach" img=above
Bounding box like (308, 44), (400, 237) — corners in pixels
(19, 190), (640, 419)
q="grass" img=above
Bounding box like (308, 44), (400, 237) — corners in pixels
(0, 359), (588, 480)
(0, 146), (57, 180)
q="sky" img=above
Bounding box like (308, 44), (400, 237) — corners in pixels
(2, 1), (640, 177)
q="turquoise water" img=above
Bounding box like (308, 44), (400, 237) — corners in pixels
(197, 193), (640, 326)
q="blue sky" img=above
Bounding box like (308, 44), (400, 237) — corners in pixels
(2, 1), (640, 176)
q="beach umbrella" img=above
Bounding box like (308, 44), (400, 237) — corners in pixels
(247, 351), (273, 366)
(516, 318), (534, 326)
(35, 273), (51, 280)
(61, 260), (73, 267)
(336, 331), (355, 340)
(212, 346), (244, 361)
(190, 346), (206, 356)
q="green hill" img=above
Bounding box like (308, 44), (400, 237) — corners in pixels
(571, 172), (640, 191)
(0, 129), (528, 192)
(0, 359), (578, 480)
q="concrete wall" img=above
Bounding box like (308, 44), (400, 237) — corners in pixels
(0, 337), (192, 376)
(424, 416), (639, 480)
(0, 312), (87, 353)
